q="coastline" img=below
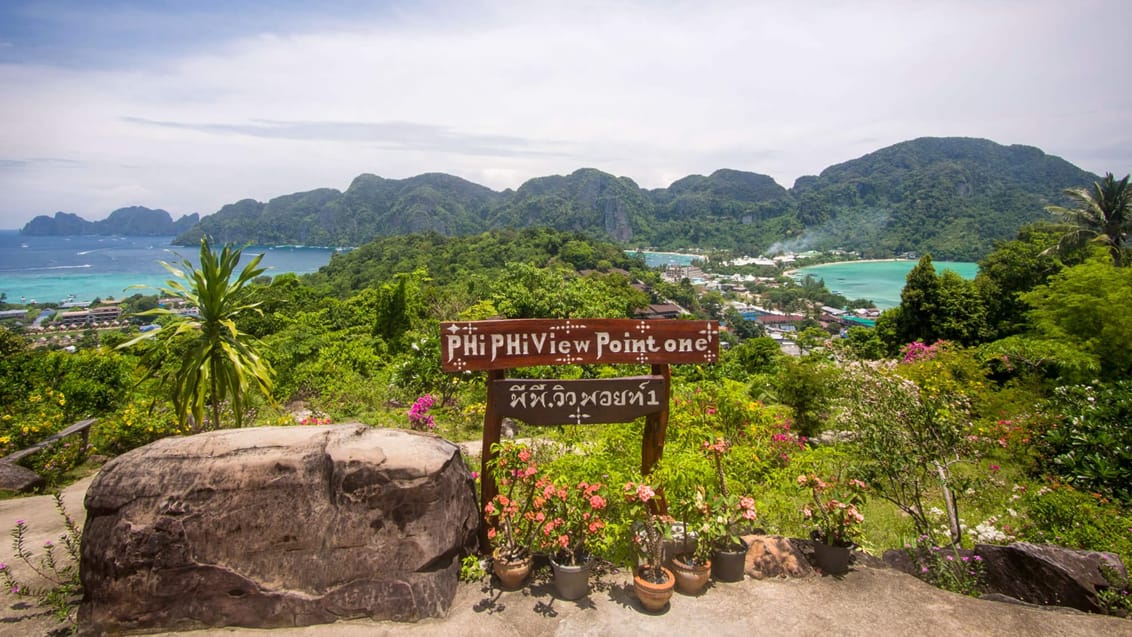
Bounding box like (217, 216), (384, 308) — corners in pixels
(783, 258), (910, 277)
(627, 249), (705, 259)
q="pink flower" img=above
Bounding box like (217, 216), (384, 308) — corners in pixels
(637, 485), (655, 502)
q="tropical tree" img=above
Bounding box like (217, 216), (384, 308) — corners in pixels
(1045, 172), (1132, 267)
(1020, 258), (1132, 380)
(121, 237), (274, 431)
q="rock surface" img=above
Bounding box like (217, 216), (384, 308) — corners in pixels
(78, 425), (478, 635)
(0, 462), (45, 492)
(975, 542), (1127, 613)
(742, 535), (814, 579)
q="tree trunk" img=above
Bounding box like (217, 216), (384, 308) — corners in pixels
(934, 460), (962, 546)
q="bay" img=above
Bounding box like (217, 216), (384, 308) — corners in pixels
(0, 231), (337, 304)
(625, 250), (701, 268)
(793, 260), (979, 309)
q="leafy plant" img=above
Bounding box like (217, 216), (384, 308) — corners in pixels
(839, 361), (977, 545)
(0, 494), (82, 630)
(119, 237), (275, 431)
(484, 442), (541, 561)
(1034, 382), (1132, 503)
(88, 400), (188, 456)
(622, 481), (672, 583)
(406, 394), (437, 432)
(901, 535), (986, 597)
(797, 473), (868, 546)
(531, 478), (608, 566)
(459, 553), (488, 583)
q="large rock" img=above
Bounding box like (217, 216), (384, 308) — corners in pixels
(743, 535), (814, 579)
(0, 462), (44, 492)
(78, 425), (479, 635)
(975, 542), (1128, 613)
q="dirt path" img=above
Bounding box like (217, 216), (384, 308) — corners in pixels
(1, 476), (1130, 637)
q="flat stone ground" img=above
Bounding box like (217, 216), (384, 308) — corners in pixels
(1, 476), (1130, 637)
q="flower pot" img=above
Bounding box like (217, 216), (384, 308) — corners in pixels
(633, 566), (675, 612)
(670, 555), (711, 595)
(492, 548), (532, 590)
(712, 542), (747, 582)
(811, 541), (851, 575)
(550, 555), (592, 600)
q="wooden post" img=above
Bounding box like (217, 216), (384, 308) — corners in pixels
(641, 363), (671, 514)
(478, 369), (505, 552)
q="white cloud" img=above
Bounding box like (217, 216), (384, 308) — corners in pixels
(1, 0), (1130, 227)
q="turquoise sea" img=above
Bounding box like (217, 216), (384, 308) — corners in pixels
(793, 260), (979, 309)
(626, 250), (701, 268)
(0, 231), (337, 304)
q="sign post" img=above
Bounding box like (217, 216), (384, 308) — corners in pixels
(440, 318), (719, 549)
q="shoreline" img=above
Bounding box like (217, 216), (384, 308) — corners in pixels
(783, 258), (911, 277)
(626, 249), (705, 259)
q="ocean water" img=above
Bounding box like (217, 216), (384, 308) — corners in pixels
(0, 231), (337, 304)
(793, 260), (979, 309)
(626, 250), (701, 268)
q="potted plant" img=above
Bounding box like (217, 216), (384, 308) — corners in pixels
(484, 442), (541, 589)
(623, 481), (675, 611)
(700, 437), (757, 582)
(669, 487), (714, 595)
(797, 473), (868, 575)
(533, 478), (609, 600)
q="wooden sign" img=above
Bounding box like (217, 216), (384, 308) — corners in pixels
(492, 376), (666, 425)
(441, 318), (719, 371)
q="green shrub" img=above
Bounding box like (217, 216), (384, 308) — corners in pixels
(1035, 382), (1132, 503)
(88, 401), (188, 457)
(1017, 483), (1132, 567)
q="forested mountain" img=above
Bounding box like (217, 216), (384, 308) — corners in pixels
(487, 168), (651, 242)
(173, 173), (503, 246)
(789, 137), (1097, 259)
(20, 207), (198, 236)
(24, 138), (1098, 260)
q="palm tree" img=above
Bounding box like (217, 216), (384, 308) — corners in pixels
(121, 237), (274, 431)
(1045, 172), (1132, 267)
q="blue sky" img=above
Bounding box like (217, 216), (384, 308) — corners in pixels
(1, 0), (1129, 228)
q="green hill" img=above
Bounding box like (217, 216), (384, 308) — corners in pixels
(21, 207), (198, 236)
(152, 137), (1103, 260)
(789, 137), (1096, 259)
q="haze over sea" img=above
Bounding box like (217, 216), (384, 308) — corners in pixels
(794, 260), (979, 309)
(0, 231), (337, 304)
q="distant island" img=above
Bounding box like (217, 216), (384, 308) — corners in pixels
(18, 137), (1100, 261)
(20, 207), (199, 237)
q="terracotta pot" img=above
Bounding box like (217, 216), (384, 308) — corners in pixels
(811, 541), (851, 575)
(550, 555), (592, 600)
(712, 542), (748, 582)
(633, 566), (675, 612)
(670, 555), (712, 595)
(492, 548), (532, 590)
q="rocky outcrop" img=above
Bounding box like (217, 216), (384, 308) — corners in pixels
(975, 542), (1127, 613)
(78, 425), (478, 635)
